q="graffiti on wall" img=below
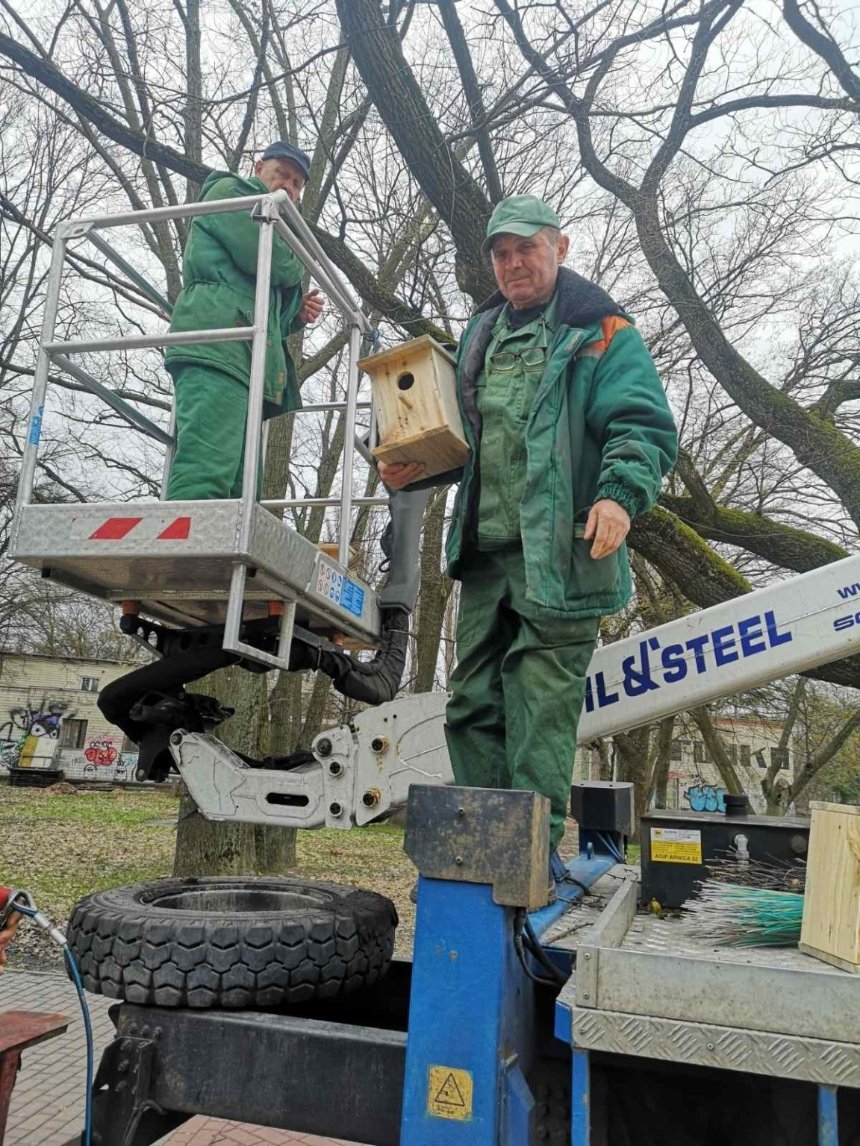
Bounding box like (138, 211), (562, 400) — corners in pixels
(0, 695), (76, 768)
(0, 696), (74, 740)
(84, 739), (118, 767)
(0, 690), (140, 782)
(62, 734), (138, 782)
(684, 783), (727, 813)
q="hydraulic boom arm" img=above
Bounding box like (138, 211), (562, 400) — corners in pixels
(173, 552), (860, 828)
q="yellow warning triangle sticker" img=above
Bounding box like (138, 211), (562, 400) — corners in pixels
(434, 1072), (466, 1107)
(427, 1065), (474, 1120)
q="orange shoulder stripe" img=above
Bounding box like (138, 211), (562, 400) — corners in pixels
(591, 315), (632, 353)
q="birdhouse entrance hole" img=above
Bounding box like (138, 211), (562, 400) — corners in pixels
(397, 372), (415, 391)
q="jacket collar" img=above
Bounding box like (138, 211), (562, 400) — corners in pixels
(473, 265), (623, 330)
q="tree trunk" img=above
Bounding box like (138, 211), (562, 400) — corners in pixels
(780, 708), (860, 812)
(648, 716), (676, 809)
(334, 0), (494, 302)
(594, 740), (613, 782)
(614, 725), (654, 840)
(173, 664), (297, 877)
(300, 673), (336, 748)
(268, 669), (304, 756)
(690, 706), (745, 795)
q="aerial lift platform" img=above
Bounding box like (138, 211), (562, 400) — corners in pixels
(9, 189), (424, 673)
(8, 192), (860, 1144)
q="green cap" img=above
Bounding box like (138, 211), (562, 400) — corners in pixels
(482, 194), (561, 255)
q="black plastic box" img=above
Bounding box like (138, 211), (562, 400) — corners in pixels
(640, 808), (809, 908)
(570, 781), (634, 837)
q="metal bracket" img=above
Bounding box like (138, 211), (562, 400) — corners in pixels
(171, 730), (328, 828)
(313, 724), (360, 828)
(222, 563), (296, 670)
(91, 1034), (186, 1146)
(56, 219), (94, 240)
(575, 875), (638, 1009)
(169, 692), (453, 829)
(404, 785), (551, 910)
(250, 196), (284, 225)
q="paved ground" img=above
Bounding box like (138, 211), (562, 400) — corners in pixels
(164, 1123), (354, 1145)
(0, 970), (359, 1145)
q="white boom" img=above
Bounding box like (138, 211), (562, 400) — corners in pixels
(173, 552), (860, 828)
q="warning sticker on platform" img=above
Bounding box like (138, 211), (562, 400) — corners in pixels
(340, 577), (365, 617)
(315, 559), (365, 617)
(427, 1066), (473, 1121)
(650, 826), (702, 865)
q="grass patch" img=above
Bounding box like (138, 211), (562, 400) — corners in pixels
(1, 787), (180, 967)
(0, 785), (418, 968)
(5, 786), (179, 829)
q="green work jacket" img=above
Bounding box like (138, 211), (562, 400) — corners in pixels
(165, 171), (305, 417)
(422, 267), (678, 619)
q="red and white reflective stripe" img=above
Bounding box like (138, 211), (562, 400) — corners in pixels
(89, 517), (142, 540)
(156, 517), (191, 540)
(88, 516), (191, 541)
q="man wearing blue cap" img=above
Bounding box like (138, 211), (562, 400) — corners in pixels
(165, 142), (323, 500)
(381, 195), (677, 887)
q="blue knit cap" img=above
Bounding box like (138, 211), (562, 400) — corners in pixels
(260, 141), (310, 180)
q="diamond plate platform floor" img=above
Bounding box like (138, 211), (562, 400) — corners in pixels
(0, 970), (365, 1145)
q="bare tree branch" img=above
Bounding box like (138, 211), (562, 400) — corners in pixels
(783, 0), (860, 103)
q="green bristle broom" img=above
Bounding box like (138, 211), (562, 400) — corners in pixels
(687, 883), (804, 947)
(685, 857), (807, 948)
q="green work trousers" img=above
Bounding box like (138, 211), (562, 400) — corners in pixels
(446, 546), (599, 849)
(166, 365), (262, 500)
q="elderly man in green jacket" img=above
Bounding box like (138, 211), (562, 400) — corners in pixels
(381, 195), (677, 881)
(165, 141), (323, 500)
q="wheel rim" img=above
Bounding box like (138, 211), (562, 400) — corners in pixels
(138, 882), (334, 914)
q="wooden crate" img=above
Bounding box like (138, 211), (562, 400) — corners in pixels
(799, 801), (860, 973)
(317, 541), (359, 569)
(360, 335), (470, 480)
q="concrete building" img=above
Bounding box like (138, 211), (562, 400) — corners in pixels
(0, 650), (140, 782)
(663, 715), (792, 814)
(575, 714), (794, 815)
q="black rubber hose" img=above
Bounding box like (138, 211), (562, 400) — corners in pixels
(98, 643), (239, 742)
(100, 606), (408, 746)
(316, 606), (410, 705)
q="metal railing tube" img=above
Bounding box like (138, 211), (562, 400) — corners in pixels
(45, 328), (255, 355)
(239, 208), (276, 543)
(339, 324), (363, 567)
(13, 234), (67, 525)
(271, 217), (357, 324)
(260, 495), (388, 510)
(299, 401), (372, 414)
(160, 405), (177, 499)
(59, 192), (291, 232)
(277, 196), (367, 325)
(354, 436), (376, 467)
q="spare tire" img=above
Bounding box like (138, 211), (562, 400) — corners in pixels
(67, 876), (398, 1008)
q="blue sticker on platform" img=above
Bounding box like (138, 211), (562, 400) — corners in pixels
(28, 405), (44, 445)
(340, 579), (365, 617)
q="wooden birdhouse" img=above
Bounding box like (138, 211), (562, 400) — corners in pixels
(360, 335), (470, 480)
